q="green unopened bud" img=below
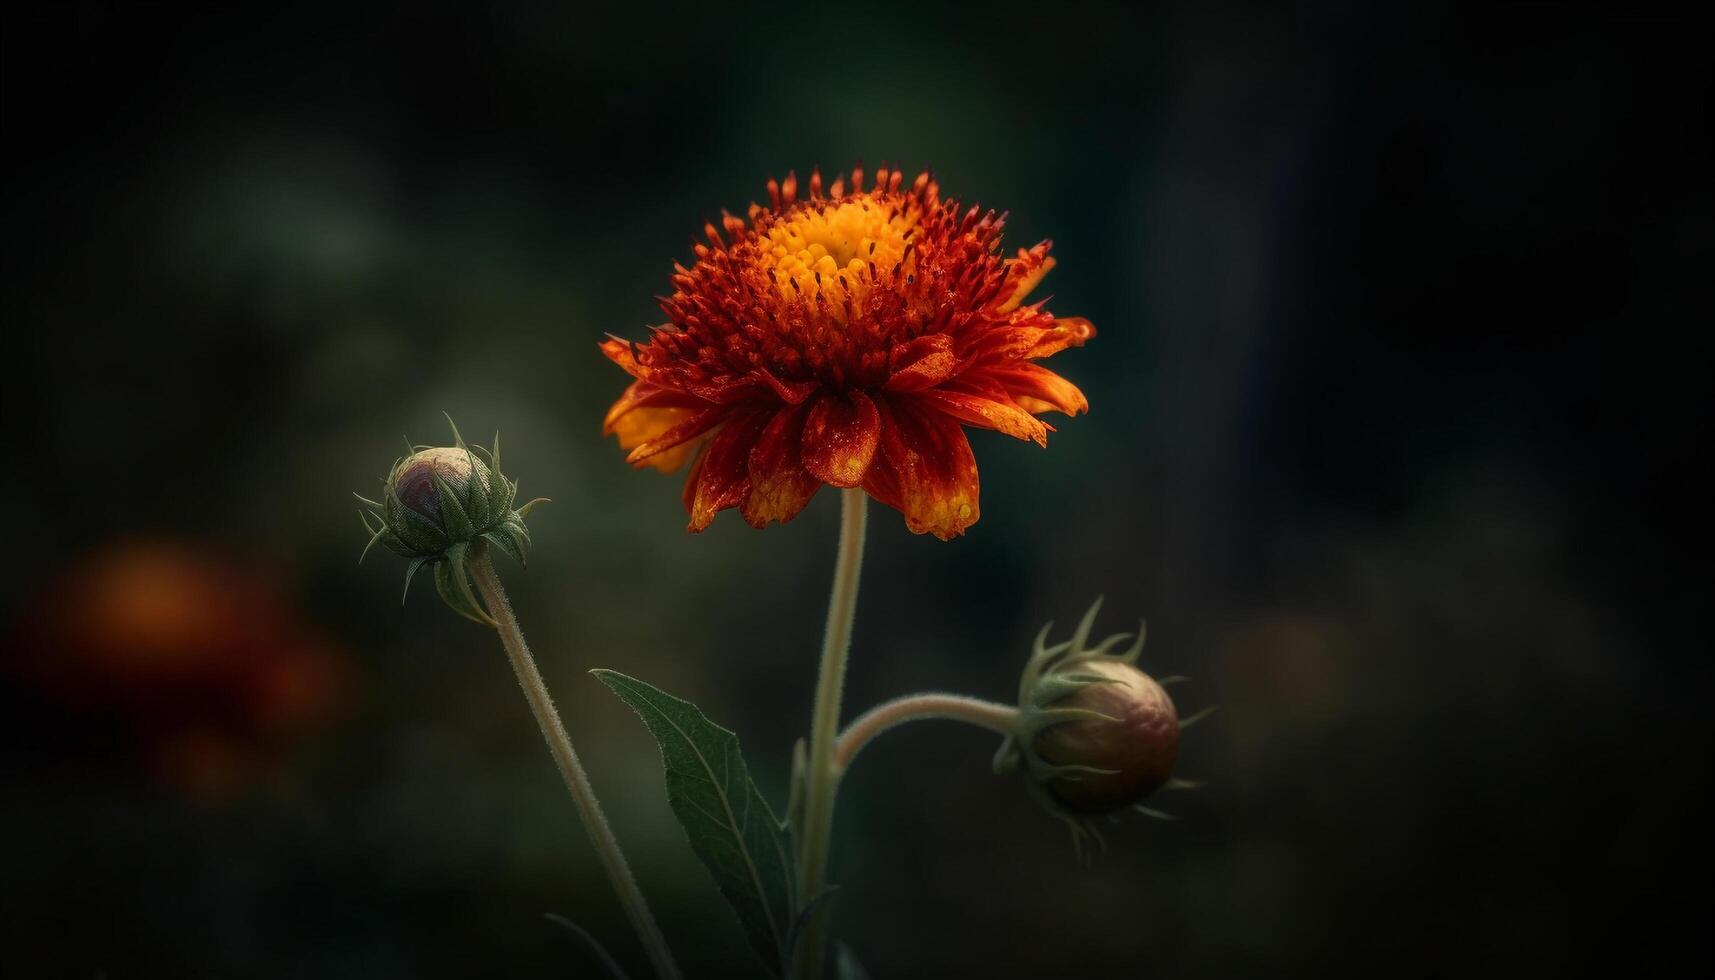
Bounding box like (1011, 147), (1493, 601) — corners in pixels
(994, 597), (1208, 857)
(356, 416), (547, 626)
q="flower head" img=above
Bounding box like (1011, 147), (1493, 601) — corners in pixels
(602, 166), (1094, 539)
(356, 417), (546, 625)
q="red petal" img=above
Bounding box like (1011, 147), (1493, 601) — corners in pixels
(916, 388), (1049, 446)
(883, 334), (959, 392)
(680, 441), (710, 512)
(960, 316), (1096, 365)
(1023, 317), (1095, 359)
(625, 407), (728, 466)
(603, 381), (710, 436)
(861, 441), (903, 514)
(753, 367), (821, 405)
(802, 390), (882, 488)
(863, 396), (981, 540)
(600, 337), (646, 379)
(996, 249), (1056, 314)
(685, 410), (770, 532)
(675, 376), (772, 406)
(604, 380), (652, 434)
(659, 369), (819, 408)
(743, 404), (821, 527)
(612, 407), (704, 473)
(974, 363), (1089, 416)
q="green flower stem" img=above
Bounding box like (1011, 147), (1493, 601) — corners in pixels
(793, 488), (869, 980)
(834, 694), (1019, 772)
(468, 552), (682, 980)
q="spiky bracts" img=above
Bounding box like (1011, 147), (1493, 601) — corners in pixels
(357, 417), (547, 626)
(994, 598), (1208, 860)
(602, 165), (1094, 540)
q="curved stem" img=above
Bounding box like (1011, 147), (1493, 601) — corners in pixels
(793, 488), (868, 980)
(468, 552), (682, 980)
(835, 694), (1019, 772)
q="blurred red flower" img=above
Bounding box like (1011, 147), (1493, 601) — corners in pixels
(8, 541), (350, 799)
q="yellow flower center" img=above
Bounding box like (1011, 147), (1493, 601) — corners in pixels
(759, 199), (918, 316)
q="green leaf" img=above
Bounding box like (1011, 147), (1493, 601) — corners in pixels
(592, 669), (796, 976)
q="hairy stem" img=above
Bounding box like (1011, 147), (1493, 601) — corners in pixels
(468, 552), (681, 980)
(835, 694), (1019, 772)
(793, 488), (868, 980)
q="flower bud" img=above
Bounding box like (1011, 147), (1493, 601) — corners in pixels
(391, 447), (492, 528)
(1030, 659), (1178, 813)
(994, 598), (1206, 853)
(357, 416), (547, 625)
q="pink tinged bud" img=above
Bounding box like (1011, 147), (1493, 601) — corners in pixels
(1032, 660), (1180, 813)
(392, 447), (484, 521)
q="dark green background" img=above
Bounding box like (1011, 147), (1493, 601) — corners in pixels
(4, 2), (1709, 977)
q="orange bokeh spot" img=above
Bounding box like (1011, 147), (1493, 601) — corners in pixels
(9, 539), (353, 800)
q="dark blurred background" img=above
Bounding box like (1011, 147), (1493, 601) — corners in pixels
(4, 2), (1710, 977)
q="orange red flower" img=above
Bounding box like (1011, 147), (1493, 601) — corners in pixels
(602, 166), (1094, 539)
